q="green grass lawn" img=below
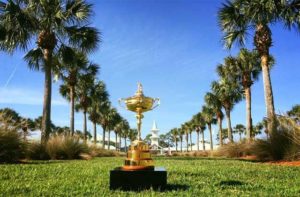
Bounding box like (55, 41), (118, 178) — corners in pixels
(0, 157), (299, 196)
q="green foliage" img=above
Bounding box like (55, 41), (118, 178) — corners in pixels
(0, 129), (26, 163)
(0, 157), (300, 196)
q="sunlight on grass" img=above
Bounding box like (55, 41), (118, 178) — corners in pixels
(0, 157), (299, 196)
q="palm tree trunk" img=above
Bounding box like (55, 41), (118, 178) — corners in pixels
(108, 130), (111, 150)
(245, 86), (252, 142)
(186, 132), (189, 152)
(175, 138), (178, 152)
(190, 132), (192, 151)
(208, 124), (213, 150)
(225, 109), (233, 143)
(70, 86), (75, 136)
(93, 122), (97, 145)
(180, 137), (183, 152)
(261, 55), (276, 134)
(119, 134), (122, 152)
(218, 116), (223, 146)
(202, 130), (205, 151)
(125, 136), (127, 152)
(115, 132), (117, 151)
(41, 49), (52, 144)
(102, 127), (105, 149)
(83, 111), (87, 143)
(197, 131), (199, 151)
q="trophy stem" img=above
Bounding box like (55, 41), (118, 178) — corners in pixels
(136, 109), (143, 141)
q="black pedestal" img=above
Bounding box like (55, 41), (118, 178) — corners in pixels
(110, 167), (167, 190)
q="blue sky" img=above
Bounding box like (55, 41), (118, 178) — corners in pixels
(0, 0), (299, 144)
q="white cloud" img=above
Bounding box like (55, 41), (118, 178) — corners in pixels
(0, 87), (67, 106)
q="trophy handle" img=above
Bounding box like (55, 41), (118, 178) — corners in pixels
(118, 98), (127, 109)
(151, 98), (160, 110)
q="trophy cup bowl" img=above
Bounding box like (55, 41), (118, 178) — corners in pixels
(119, 83), (159, 171)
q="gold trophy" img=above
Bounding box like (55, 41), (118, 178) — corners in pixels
(119, 83), (160, 170)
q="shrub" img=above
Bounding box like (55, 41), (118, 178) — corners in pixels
(252, 116), (300, 161)
(26, 142), (50, 160)
(46, 135), (89, 160)
(0, 128), (26, 163)
(89, 145), (120, 157)
(216, 141), (253, 158)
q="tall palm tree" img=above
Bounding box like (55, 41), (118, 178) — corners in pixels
(1, 0), (100, 143)
(218, 0), (299, 133)
(181, 123), (190, 152)
(128, 128), (138, 143)
(170, 128), (179, 152)
(178, 128), (184, 152)
(106, 109), (121, 150)
(202, 105), (216, 150)
(231, 49), (261, 141)
(87, 81), (109, 145)
(59, 51), (89, 135)
(122, 126), (130, 152)
(205, 91), (224, 146)
(115, 119), (129, 151)
(75, 64), (99, 142)
(188, 122), (193, 151)
(211, 79), (242, 143)
(98, 101), (111, 149)
(192, 112), (206, 151)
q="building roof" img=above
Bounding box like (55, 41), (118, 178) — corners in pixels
(152, 120), (159, 131)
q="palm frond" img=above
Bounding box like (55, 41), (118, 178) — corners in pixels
(23, 48), (44, 71)
(65, 26), (100, 52)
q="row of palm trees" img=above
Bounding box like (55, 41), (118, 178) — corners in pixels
(0, 1), (138, 149)
(167, 0), (300, 152)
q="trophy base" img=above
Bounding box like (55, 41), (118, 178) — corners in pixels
(110, 167), (167, 190)
(122, 165), (154, 171)
(123, 140), (154, 171)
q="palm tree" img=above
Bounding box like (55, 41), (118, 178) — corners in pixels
(202, 105), (216, 150)
(1, 1), (100, 143)
(20, 117), (35, 140)
(170, 128), (179, 152)
(188, 122), (193, 151)
(192, 112), (206, 151)
(178, 128), (184, 152)
(211, 79), (242, 143)
(87, 81), (109, 145)
(75, 64), (99, 142)
(115, 119), (129, 151)
(106, 109), (121, 150)
(59, 51), (89, 135)
(205, 91), (224, 146)
(122, 127), (130, 152)
(218, 0), (299, 133)
(181, 123), (189, 152)
(0, 108), (21, 130)
(233, 124), (246, 141)
(98, 101), (111, 149)
(129, 128), (138, 143)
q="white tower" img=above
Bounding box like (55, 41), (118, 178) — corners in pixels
(150, 121), (159, 149)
